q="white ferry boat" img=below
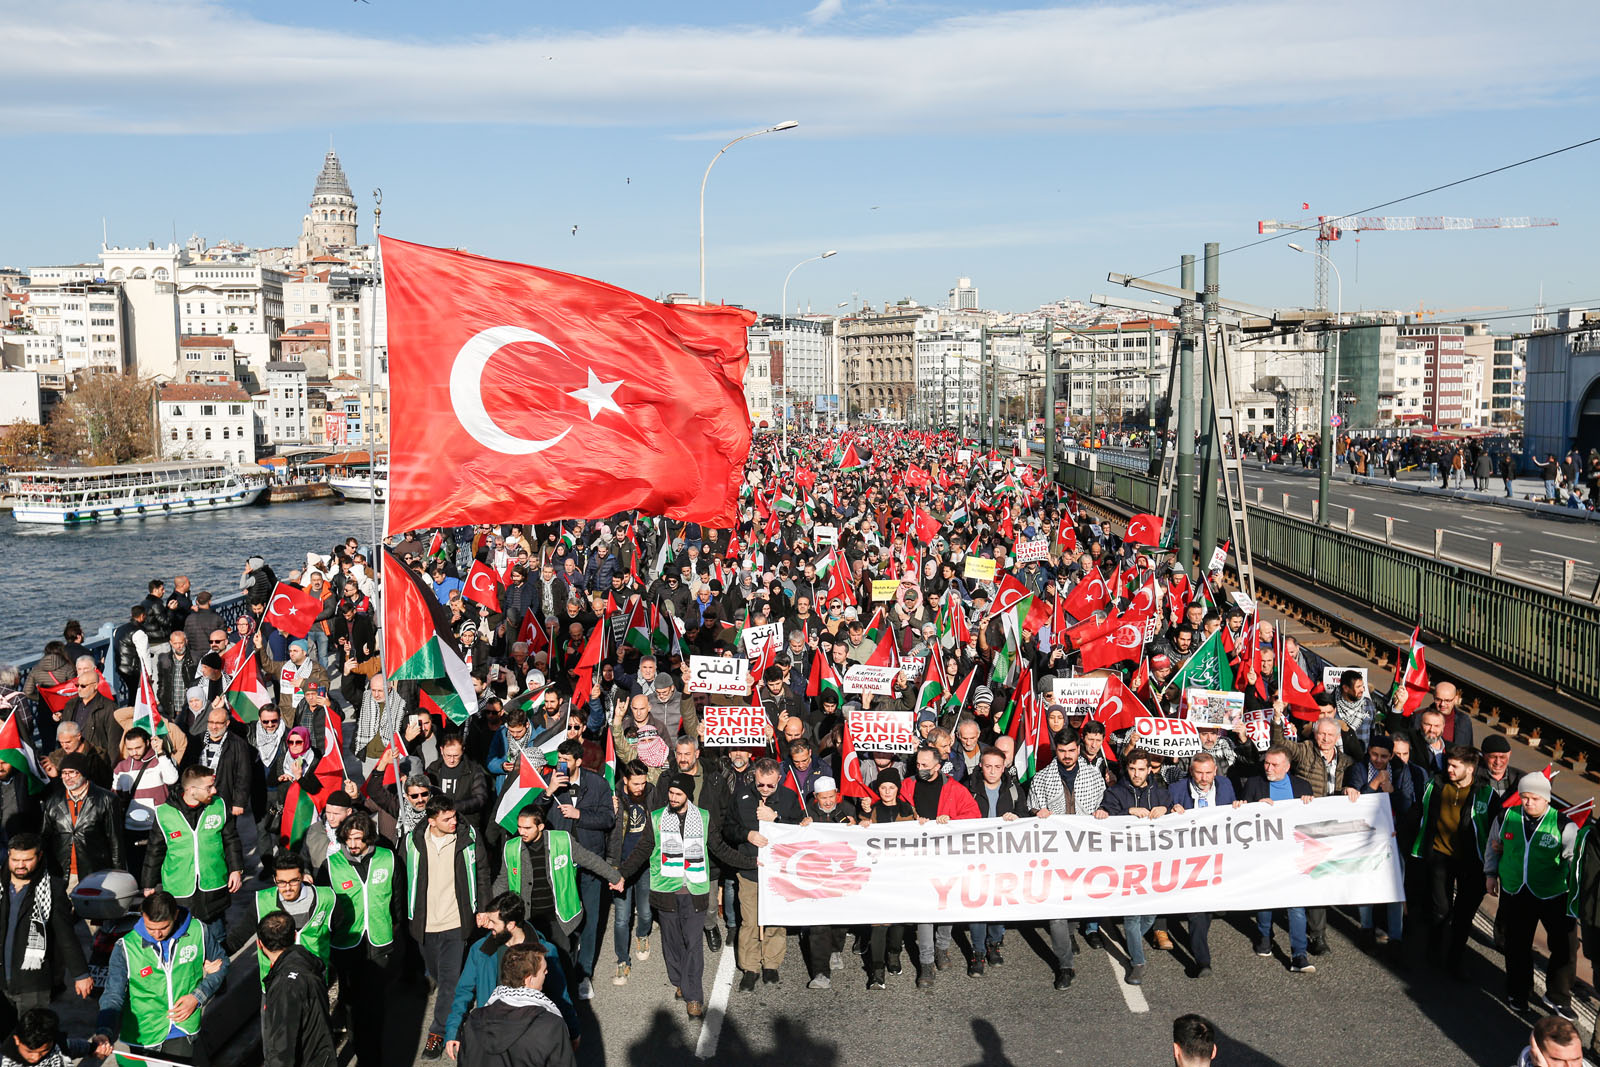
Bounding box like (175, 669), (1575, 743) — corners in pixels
(328, 458), (387, 502)
(6, 461), (267, 525)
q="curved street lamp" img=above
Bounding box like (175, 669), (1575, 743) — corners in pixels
(777, 250), (838, 450)
(698, 121), (799, 304)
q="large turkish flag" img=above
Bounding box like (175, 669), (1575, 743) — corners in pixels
(381, 238), (755, 533)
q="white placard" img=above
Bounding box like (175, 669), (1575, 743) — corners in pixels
(1321, 666), (1368, 692)
(1014, 539), (1051, 564)
(957, 449), (973, 465)
(700, 705), (770, 748)
(1209, 546), (1228, 573)
(899, 655), (927, 682)
(688, 655), (751, 695)
(848, 708), (917, 754)
(1050, 677), (1107, 718)
(814, 525), (838, 546)
(759, 796), (1406, 924)
(1133, 716), (1203, 758)
(741, 621), (784, 659)
(1183, 688), (1245, 727)
(1089, 523), (1104, 538)
(843, 664), (901, 695)
(1243, 707), (1272, 752)
(1231, 592), (1257, 616)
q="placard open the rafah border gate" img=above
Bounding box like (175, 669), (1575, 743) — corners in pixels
(758, 795), (1404, 925)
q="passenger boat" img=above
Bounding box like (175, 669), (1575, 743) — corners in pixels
(5, 461), (267, 525)
(328, 459), (387, 502)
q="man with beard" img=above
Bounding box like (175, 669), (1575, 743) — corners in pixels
(618, 774), (712, 1017)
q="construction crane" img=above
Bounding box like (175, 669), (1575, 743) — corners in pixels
(1413, 303), (1509, 321)
(1255, 214), (1558, 314)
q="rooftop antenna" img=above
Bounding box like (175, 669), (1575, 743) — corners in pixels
(101, 217), (108, 249)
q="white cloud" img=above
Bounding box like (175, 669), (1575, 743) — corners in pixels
(806, 0), (845, 24)
(5, 0), (1595, 135)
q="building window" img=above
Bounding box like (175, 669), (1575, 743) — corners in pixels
(201, 404), (215, 416)
(186, 429), (194, 441)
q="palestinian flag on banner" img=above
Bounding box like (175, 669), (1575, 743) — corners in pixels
(426, 531), (448, 561)
(622, 600), (653, 656)
(806, 652), (844, 705)
(495, 750), (552, 833)
(1170, 627), (1235, 692)
(383, 546), (478, 726)
(225, 652), (271, 723)
(131, 666), (167, 739)
(1390, 625), (1429, 717)
(0, 712), (46, 794)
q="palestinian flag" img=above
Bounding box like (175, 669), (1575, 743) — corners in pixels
(131, 667), (167, 739)
(495, 750), (552, 833)
(225, 652), (271, 723)
(807, 653), (845, 705)
(864, 626), (900, 669)
(507, 680), (552, 720)
(383, 546), (478, 726)
(1390, 625), (1429, 717)
(948, 504), (968, 526)
(601, 727), (617, 791)
(621, 600), (653, 656)
(1170, 628), (1235, 692)
(560, 524), (578, 552)
(837, 441), (863, 471)
(940, 664), (978, 721)
(427, 531), (448, 561)
(914, 650), (950, 713)
(279, 731), (345, 854)
(649, 606), (676, 658)
(0, 712), (46, 794)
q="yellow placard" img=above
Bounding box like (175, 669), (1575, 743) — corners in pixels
(963, 556), (996, 581)
(871, 579), (899, 601)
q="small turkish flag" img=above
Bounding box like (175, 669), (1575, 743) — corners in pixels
(1124, 513), (1162, 547)
(264, 581), (323, 638)
(464, 561), (502, 612)
(381, 238), (755, 533)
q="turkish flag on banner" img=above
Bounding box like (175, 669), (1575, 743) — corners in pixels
(381, 238), (755, 532)
(464, 561), (502, 612)
(1124, 513), (1162, 547)
(264, 581), (323, 638)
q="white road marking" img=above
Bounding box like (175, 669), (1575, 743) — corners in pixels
(1470, 517), (1506, 526)
(1374, 515), (1411, 524)
(1531, 550), (1578, 561)
(1391, 503), (1432, 511)
(694, 945), (738, 1059)
(1348, 493), (1383, 501)
(1546, 531), (1593, 543)
(1448, 532), (1488, 542)
(1101, 944), (1150, 1014)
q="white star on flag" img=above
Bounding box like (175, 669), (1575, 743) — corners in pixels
(567, 368), (624, 420)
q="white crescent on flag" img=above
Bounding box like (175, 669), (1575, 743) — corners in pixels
(270, 592), (296, 618)
(469, 571), (495, 596)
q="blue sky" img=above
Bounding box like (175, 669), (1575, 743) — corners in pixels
(5, 0), (1599, 322)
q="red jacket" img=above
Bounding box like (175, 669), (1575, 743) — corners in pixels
(900, 775), (981, 820)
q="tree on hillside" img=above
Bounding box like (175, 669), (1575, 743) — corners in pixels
(0, 422), (53, 469)
(48, 373), (155, 466)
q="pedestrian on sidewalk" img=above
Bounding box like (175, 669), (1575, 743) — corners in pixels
(1500, 453), (1515, 498)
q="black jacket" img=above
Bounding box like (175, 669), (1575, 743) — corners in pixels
(179, 730), (253, 815)
(40, 784), (123, 879)
(155, 648), (198, 723)
(458, 997), (576, 1067)
(538, 769), (614, 858)
(429, 758), (491, 826)
(111, 622), (142, 682)
(967, 777), (1027, 818)
(139, 594), (174, 642)
(140, 794), (244, 921)
(183, 608), (224, 653)
(1239, 773), (1314, 803)
(721, 782), (803, 881)
(262, 944), (337, 1067)
(0, 869), (88, 998)
(405, 822), (490, 942)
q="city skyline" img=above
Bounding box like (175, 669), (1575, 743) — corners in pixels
(5, 0), (1599, 324)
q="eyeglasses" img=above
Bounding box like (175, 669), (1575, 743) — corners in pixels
(273, 876), (303, 887)
(407, 791), (431, 800)
(259, 717), (280, 726)
(754, 782), (778, 791)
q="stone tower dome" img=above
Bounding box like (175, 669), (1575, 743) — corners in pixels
(306, 149), (358, 253)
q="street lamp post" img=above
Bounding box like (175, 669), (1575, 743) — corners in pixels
(778, 250), (836, 452)
(1289, 242), (1343, 526)
(699, 120), (798, 305)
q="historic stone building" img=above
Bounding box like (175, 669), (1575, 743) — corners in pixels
(839, 303), (925, 421)
(295, 150), (359, 266)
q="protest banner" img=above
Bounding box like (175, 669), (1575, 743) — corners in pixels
(688, 655), (751, 695)
(871, 579), (899, 602)
(1208, 545), (1228, 573)
(1089, 523), (1104, 539)
(1050, 677), (1107, 718)
(963, 557), (996, 582)
(899, 655), (927, 683)
(1183, 688), (1245, 727)
(1133, 716), (1203, 758)
(843, 664), (900, 695)
(1243, 707), (1272, 752)
(759, 795), (1405, 923)
(1231, 592), (1257, 616)
(700, 705), (770, 748)
(1321, 666), (1368, 692)
(813, 524), (838, 546)
(956, 449), (973, 465)
(1014, 539), (1050, 564)
(741, 621), (783, 659)
(848, 708), (917, 754)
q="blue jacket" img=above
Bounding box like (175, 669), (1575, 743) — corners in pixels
(1169, 775), (1237, 809)
(444, 930), (576, 1042)
(1098, 777), (1173, 816)
(430, 576), (464, 605)
(485, 726), (523, 796)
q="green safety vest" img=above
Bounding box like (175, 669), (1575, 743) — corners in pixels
(119, 919), (207, 1046)
(1466, 781), (1503, 860)
(154, 799), (230, 899)
(1570, 824), (1591, 920)
(254, 886), (336, 984)
(502, 831), (581, 926)
(1499, 806), (1567, 898)
(648, 806), (710, 897)
(327, 847), (396, 949)
(405, 825), (479, 921)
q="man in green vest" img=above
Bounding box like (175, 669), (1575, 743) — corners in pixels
(226, 851), (336, 986)
(1485, 771), (1580, 1016)
(403, 793), (489, 1058)
(90, 889), (229, 1064)
(322, 811), (402, 1067)
(142, 764), (243, 945)
(617, 773), (711, 1018)
(489, 806), (621, 999)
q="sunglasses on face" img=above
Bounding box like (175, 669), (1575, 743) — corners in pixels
(407, 791), (431, 800)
